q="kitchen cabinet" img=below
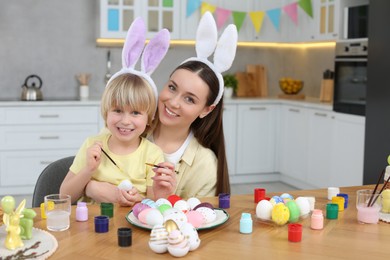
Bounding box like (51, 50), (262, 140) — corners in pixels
(222, 104), (237, 177)
(0, 103), (101, 196)
(306, 109), (333, 188)
(99, 0), (181, 39)
(236, 104), (276, 175)
(329, 112), (365, 187)
(279, 105), (308, 184)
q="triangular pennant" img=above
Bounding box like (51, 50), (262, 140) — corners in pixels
(186, 0), (201, 17)
(249, 11), (265, 33)
(283, 2), (298, 25)
(266, 8), (282, 31)
(215, 7), (231, 30)
(298, 0), (313, 18)
(232, 11), (246, 32)
(201, 2), (216, 15)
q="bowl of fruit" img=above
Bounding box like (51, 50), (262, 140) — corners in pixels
(279, 78), (303, 95)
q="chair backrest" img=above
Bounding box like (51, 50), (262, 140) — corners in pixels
(32, 156), (75, 208)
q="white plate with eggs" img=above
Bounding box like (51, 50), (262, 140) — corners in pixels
(126, 208), (229, 231)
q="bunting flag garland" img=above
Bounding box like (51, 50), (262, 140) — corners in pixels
(201, 2), (216, 15)
(186, 0), (201, 17)
(249, 11), (265, 34)
(266, 8), (281, 31)
(187, 0), (313, 34)
(283, 2), (298, 25)
(232, 11), (247, 32)
(215, 8), (231, 30)
(298, 0), (313, 18)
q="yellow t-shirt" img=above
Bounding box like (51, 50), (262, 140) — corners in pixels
(70, 133), (164, 196)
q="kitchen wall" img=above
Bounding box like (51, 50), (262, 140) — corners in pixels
(0, 0), (334, 101)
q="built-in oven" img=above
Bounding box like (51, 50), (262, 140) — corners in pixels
(333, 38), (368, 116)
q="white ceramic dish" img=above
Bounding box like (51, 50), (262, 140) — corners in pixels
(126, 208), (229, 230)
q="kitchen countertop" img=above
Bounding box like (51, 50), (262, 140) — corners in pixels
(0, 96), (332, 110)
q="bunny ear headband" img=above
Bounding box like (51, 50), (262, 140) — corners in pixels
(106, 17), (170, 108)
(182, 11), (238, 105)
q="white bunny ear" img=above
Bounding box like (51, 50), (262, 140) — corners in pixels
(195, 11), (218, 59)
(141, 28), (170, 75)
(213, 24), (238, 73)
(122, 17), (146, 69)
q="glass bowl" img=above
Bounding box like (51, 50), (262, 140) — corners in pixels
(279, 78), (304, 95)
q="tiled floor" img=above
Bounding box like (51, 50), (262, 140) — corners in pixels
(231, 181), (298, 195)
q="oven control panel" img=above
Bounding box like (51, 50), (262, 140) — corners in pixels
(335, 39), (368, 56)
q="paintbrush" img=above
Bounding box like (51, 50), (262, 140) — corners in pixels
(101, 148), (125, 174)
(145, 163), (179, 174)
(369, 174), (390, 207)
(367, 168), (385, 207)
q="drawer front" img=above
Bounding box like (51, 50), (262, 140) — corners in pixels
(0, 124), (98, 149)
(0, 150), (76, 187)
(3, 106), (99, 125)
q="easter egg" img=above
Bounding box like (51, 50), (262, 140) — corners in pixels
(193, 202), (214, 211)
(167, 195), (182, 206)
(187, 197), (201, 210)
(295, 197), (311, 217)
(195, 207), (216, 224)
(174, 200), (190, 213)
(285, 200), (300, 223)
(133, 202), (151, 218)
(142, 198), (158, 208)
(256, 199), (273, 220)
(271, 203), (290, 225)
(158, 204), (172, 215)
(167, 230), (190, 257)
(155, 198), (172, 207)
(149, 224), (168, 253)
(164, 210), (188, 228)
(270, 196), (284, 206)
(145, 208), (164, 227)
(185, 210), (204, 228)
(138, 208), (155, 224)
(180, 222), (201, 251)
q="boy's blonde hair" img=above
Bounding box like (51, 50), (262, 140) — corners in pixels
(101, 74), (157, 135)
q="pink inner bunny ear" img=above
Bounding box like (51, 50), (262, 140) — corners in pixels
(122, 17), (146, 68)
(141, 28), (170, 75)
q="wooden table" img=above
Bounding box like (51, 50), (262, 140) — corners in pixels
(31, 185), (389, 259)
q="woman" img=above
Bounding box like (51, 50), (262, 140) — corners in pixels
(86, 11), (237, 204)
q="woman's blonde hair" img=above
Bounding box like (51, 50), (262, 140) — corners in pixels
(101, 73), (156, 135)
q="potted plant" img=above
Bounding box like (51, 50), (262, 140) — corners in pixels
(223, 74), (238, 98)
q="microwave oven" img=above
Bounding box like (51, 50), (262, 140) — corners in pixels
(344, 4), (369, 39)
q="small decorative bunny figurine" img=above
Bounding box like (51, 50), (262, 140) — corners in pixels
(20, 208), (37, 240)
(1, 196), (26, 250)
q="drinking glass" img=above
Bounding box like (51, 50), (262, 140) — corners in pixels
(44, 194), (71, 231)
(356, 189), (381, 224)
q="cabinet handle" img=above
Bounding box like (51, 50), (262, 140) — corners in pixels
(40, 161), (53, 165)
(314, 112), (327, 117)
(39, 114), (60, 118)
(250, 107), (266, 111)
(39, 136), (60, 140)
(288, 108), (300, 113)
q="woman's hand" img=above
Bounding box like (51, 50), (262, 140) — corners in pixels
(151, 162), (177, 199)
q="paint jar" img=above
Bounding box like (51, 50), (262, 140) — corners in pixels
(118, 227), (132, 247)
(288, 223), (302, 242)
(94, 216), (109, 233)
(239, 213), (253, 234)
(254, 188), (266, 203)
(76, 202), (88, 222)
(326, 203), (339, 219)
(218, 193), (230, 209)
(311, 209), (324, 230)
(100, 202), (114, 218)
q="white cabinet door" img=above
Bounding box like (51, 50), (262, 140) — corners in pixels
(236, 104), (276, 174)
(330, 112), (365, 187)
(100, 0), (181, 39)
(312, 0), (341, 41)
(223, 104), (237, 176)
(279, 105), (308, 182)
(306, 109), (334, 188)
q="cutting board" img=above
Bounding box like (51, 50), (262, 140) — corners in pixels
(236, 65), (268, 97)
